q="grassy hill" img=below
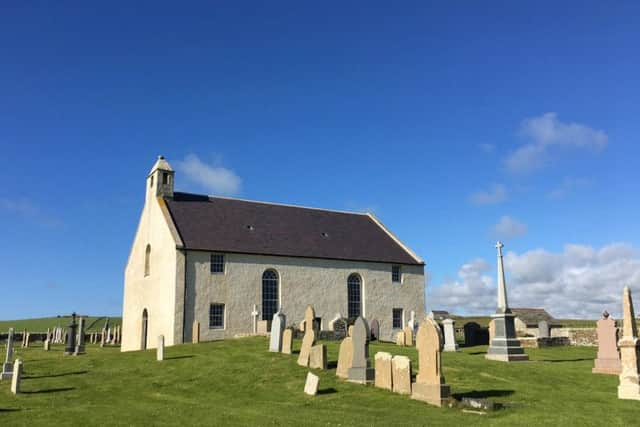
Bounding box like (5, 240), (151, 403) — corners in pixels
(0, 337), (636, 426)
(0, 316), (122, 333)
(451, 316), (596, 328)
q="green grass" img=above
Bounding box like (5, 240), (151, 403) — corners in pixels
(0, 317), (122, 333)
(0, 338), (636, 426)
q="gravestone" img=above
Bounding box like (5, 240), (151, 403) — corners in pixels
(257, 320), (269, 335)
(44, 339), (50, 351)
(281, 328), (293, 354)
(329, 314), (343, 331)
(1, 328), (15, 380)
(10, 359), (22, 394)
(392, 355), (412, 395)
(411, 318), (451, 407)
(347, 316), (374, 384)
(333, 318), (348, 340)
(297, 306), (316, 366)
(75, 317), (86, 355)
(396, 331), (406, 346)
(374, 352), (392, 390)
(538, 320), (550, 338)
(403, 326), (414, 346)
(157, 335), (164, 361)
(251, 305), (259, 334)
(442, 319), (459, 352)
(24, 333), (30, 348)
(21, 329), (27, 347)
(304, 372), (319, 396)
(269, 311), (286, 352)
(617, 286), (640, 400)
(309, 344), (327, 369)
(192, 321), (200, 344)
(64, 313), (78, 356)
(336, 336), (353, 379)
(592, 311), (621, 375)
(370, 319), (380, 341)
(100, 329), (106, 348)
(489, 319), (495, 344)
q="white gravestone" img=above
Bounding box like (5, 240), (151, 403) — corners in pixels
(304, 372), (319, 396)
(10, 359), (22, 394)
(251, 305), (259, 335)
(1, 328), (15, 380)
(269, 311), (286, 352)
(442, 319), (459, 352)
(157, 335), (164, 361)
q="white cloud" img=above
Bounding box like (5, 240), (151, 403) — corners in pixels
(0, 197), (62, 228)
(505, 112), (608, 173)
(547, 177), (590, 200)
(175, 154), (242, 196)
(468, 184), (507, 205)
(491, 216), (527, 239)
(429, 243), (640, 319)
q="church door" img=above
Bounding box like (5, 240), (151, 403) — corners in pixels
(141, 309), (148, 350)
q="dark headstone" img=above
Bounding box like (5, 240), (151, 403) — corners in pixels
(370, 319), (380, 341)
(463, 322), (489, 346)
(334, 318), (348, 340)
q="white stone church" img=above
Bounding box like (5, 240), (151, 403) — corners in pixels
(121, 156), (426, 351)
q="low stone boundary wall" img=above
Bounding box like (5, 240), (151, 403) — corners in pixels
(551, 327), (599, 346)
(519, 337), (571, 348)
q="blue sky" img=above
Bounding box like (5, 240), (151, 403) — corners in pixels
(1, 2), (638, 320)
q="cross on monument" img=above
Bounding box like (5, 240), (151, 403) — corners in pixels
(251, 304), (259, 334)
(495, 241), (509, 313)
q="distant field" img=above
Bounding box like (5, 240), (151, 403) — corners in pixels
(452, 316), (596, 328)
(0, 316), (122, 333)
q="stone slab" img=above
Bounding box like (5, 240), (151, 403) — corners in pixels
(411, 383), (450, 407)
(374, 352), (392, 391)
(281, 328), (293, 354)
(336, 337), (353, 379)
(309, 344), (327, 370)
(304, 372), (319, 396)
(392, 355), (412, 395)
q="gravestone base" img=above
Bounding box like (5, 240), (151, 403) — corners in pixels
(485, 313), (529, 362)
(1, 365), (12, 380)
(347, 367), (374, 384)
(443, 343), (459, 352)
(592, 358), (622, 375)
(618, 383), (640, 400)
(411, 383), (450, 407)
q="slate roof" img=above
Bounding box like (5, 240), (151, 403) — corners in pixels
(164, 192), (423, 265)
(511, 308), (561, 327)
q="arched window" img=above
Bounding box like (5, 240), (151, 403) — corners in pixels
(262, 270), (279, 321)
(144, 244), (151, 277)
(347, 274), (362, 319)
(141, 308), (148, 350)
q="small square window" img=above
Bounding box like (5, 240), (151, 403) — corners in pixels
(392, 308), (404, 329)
(209, 303), (225, 329)
(162, 172), (168, 185)
(210, 254), (224, 273)
(392, 265), (401, 283)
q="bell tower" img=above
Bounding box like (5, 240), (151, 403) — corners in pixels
(146, 155), (174, 201)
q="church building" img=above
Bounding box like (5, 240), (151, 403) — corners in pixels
(121, 156), (426, 351)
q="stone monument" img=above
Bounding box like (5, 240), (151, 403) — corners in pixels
(304, 372), (319, 396)
(592, 310), (621, 375)
(485, 242), (528, 362)
(403, 326), (414, 346)
(411, 318), (450, 406)
(309, 344), (327, 369)
(336, 331), (353, 379)
(374, 352), (392, 390)
(538, 320), (549, 338)
(395, 331), (406, 346)
(75, 317), (86, 355)
(64, 313), (78, 356)
(10, 359), (22, 395)
(297, 305), (316, 367)
(392, 355), (412, 395)
(370, 319), (380, 341)
(347, 316), (374, 384)
(192, 321), (200, 344)
(269, 311), (286, 352)
(1, 328), (15, 380)
(442, 319), (458, 352)
(157, 335), (164, 361)
(281, 328), (293, 354)
(617, 286), (640, 400)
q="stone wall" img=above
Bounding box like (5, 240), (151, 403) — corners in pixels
(550, 327), (599, 346)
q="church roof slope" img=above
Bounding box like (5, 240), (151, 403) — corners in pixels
(164, 192), (423, 265)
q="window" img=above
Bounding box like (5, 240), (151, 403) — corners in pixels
(392, 265), (401, 283)
(149, 175), (154, 188)
(144, 244), (151, 277)
(162, 172), (168, 185)
(392, 308), (404, 329)
(210, 254), (225, 273)
(262, 270), (279, 321)
(209, 304), (225, 329)
(347, 274), (362, 318)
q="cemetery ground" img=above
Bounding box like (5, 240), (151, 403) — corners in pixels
(1, 338), (637, 426)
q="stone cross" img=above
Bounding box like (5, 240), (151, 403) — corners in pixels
(251, 305), (259, 335)
(495, 241), (510, 313)
(269, 311), (286, 352)
(617, 286), (640, 400)
(10, 359), (22, 394)
(1, 328), (15, 380)
(592, 310), (621, 375)
(157, 335), (165, 361)
(347, 316), (374, 384)
(411, 318), (450, 407)
(442, 319), (459, 352)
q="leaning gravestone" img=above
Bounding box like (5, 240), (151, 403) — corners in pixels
(297, 306), (316, 367)
(374, 352), (392, 391)
(336, 334), (353, 379)
(1, 328), (15, 380)
(281, 328), (293, 354)
(592, 311), (621, 375)
(304, 372), (319, 396)
(392, 355), (412, 395)
(269, 311), (286, 352)
(617, 286), (640, 400)
(309, 344), (327, 369)
(538, 320), (550, 338)
(10, 359), (22, 394)
(370, 319), (380, 341)
(347, 316), (374, 384)
(411, 318), (451, 407)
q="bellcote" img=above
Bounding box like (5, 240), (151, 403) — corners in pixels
(147, 155), (174, 199)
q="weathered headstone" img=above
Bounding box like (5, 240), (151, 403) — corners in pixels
(392, 355), (412, 395)
(1, 328), (15, 380)
(192, 321), (200, 344)
(304, 372), (319, 396)
(297, 306), (316, 367)
(21, 329), (27, 347)
(44, 339), (50, 351)
(486, 242), (528, 362)
(269, 311), (286, 352)
(24, 332), (30, 348)
(157, 335), (164, 361)
(100, 329), (106, 348)
(443, 319), (459, 352)
(10, 359), (22, 394)
(309, 344), (327, 369)
(395, 331), (406, 346)
(257, 320), (269, 335)
(411, 318), (450, 406)
(333, 318), (348, 340)
(64, 313), (78, 356)
(347, 316), (374, 384)
(347, 325), (354, 338)
(593, 311), (621, 375)
(75, 317), (86, 355)
(618, 286), (640, 400)
(370, 319), (380, 341)
(374, 352), (392, 390)
(336, 336), (353, 379)
(538, 320), (550, 338)
(403, 326), (413, 346)
(282, 328), (293, 354)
